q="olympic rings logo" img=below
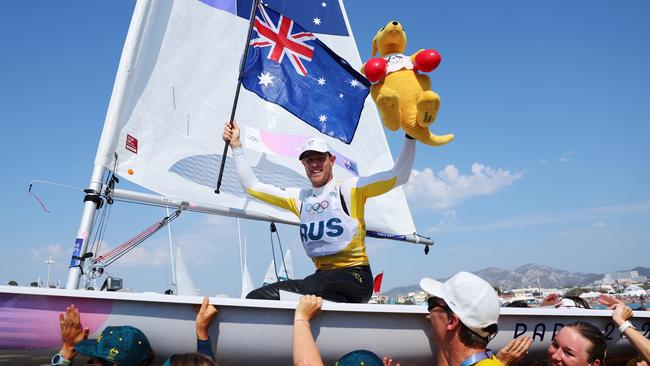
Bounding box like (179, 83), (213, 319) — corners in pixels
(306, 200), (329, 215)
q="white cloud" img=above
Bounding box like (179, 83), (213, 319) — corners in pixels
(109, 245), (170, 267)
(30, 244), (64, 261)
(558, 149), (575, 163)
(403, 163), (524, 212)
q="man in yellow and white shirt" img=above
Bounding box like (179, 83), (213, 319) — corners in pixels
(222, 121), (415, 303)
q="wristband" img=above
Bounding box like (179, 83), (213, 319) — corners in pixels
(51, 353), (72, 366)
(294, 319), (310, 326)
(618, 320), (636, 335)
(405, 134), (415, 140)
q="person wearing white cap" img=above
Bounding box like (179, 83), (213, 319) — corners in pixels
(420, 271), (502, 366)
(223, 121), (415, 303)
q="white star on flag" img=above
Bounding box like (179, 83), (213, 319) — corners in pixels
(317, 77), (326, 86)
(258, 72), (274, 87)
(313, 18), (321, 25)
(321, 2), (327, 7)
(349, 79), (360, 88)
(319, 115), (328, 122)
(339, 93), (344, 98)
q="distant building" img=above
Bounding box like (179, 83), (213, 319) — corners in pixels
(596, 271), (647, 285)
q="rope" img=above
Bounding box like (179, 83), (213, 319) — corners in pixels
(28, 185), (50, 213)
(94, 210), (182, 267)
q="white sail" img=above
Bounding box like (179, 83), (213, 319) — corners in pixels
(174, 247), (198, 296)
(96, 0), (415, 235)
(263, 249), (294, 286)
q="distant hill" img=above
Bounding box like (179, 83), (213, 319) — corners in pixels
(383, 264), (649, 297)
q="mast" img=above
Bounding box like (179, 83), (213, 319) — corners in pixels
(65, 0), (154, 289)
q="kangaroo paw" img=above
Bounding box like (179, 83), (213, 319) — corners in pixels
(416, 91), (440, 127)
(376, 91), (401, 131)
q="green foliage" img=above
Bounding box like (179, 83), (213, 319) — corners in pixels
(7, 280), (18, 286)
(30, 282), (39, 287)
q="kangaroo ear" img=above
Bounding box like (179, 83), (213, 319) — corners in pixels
(372, 37), (378, 57)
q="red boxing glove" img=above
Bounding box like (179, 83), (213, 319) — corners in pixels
(363, 58), (387, 83)
(413, 49), (441, 72)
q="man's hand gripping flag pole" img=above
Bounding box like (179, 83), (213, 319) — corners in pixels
(215, 0), (261, 194)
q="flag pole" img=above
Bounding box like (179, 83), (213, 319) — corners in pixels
(215, 0), (261, 194)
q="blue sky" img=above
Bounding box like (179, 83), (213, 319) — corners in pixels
(1, 1), (649, 296)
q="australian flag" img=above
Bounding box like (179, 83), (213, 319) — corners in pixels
(240, 2), (370, 144)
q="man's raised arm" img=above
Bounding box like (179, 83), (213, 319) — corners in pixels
(222, 121), (301, 216)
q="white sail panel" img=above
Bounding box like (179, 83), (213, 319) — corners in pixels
(263, 249), (294, 286)
(100, 0), (415, 235)
(174, 247), (198, 296)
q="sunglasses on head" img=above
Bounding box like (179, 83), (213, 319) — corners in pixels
(427, 297), (449, 312)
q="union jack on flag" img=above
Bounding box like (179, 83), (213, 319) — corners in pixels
(250, 5), (316, 76)
(241, 3), (369, 144)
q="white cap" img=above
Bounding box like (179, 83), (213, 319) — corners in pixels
(420, 271), (499, 338)
(298, 137), (331, 160)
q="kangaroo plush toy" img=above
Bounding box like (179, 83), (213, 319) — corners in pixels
(363, 21), (454, 146)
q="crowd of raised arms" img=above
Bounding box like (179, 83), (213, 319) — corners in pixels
(54, 274), (649, 366)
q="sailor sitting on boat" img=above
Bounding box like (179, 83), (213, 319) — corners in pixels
(222, 122), (415, 303)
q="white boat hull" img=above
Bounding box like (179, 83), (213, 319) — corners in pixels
(1, 286), (648, 365)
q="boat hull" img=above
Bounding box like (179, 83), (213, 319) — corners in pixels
(1, 286), (648, 365)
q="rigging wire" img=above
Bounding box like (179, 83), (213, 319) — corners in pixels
(269, 223), (280, 282)
(269, 223), (290, 281)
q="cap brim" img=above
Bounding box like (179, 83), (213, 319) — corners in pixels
(298, 149), (330, 160)
(420, 277), (444, 297)
(74, 339), (103, 359)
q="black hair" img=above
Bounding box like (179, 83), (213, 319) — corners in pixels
(506, 300), (530, 308)
(562, 296), (591, 309)
(564, 321), (607, 364)
(458, 322), (498, 349)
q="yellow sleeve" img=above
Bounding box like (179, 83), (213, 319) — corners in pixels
(246, 186), (301, 217)
(232, 146), (301, 217)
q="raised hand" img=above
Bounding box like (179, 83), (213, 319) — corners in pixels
(295, 295), (323, 323)
(497, 336), (532, 366)
(222, 121), (241, 148)
(541, 293), (560, 307)
(599, 294), (622, 308)
(196, 296), (219, 341)
(611, 303), (633, 326)
(59, 304), (89, 360)
(383, 356), (401, 366)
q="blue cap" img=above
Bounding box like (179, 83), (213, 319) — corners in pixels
(336, 350), (383, 366)
(75, 326), (152, 365)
